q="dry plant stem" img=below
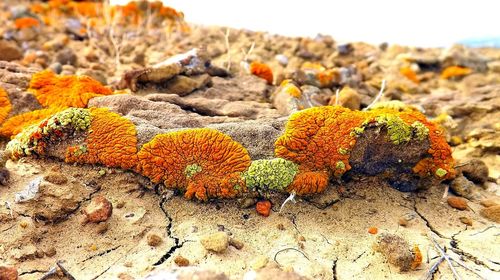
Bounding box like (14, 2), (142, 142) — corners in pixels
(365, 79), (387, 110)
(274, 247), (309, 267)
(335, 88), (340, 106)
(242, 42), (255, 62)
(279, 191), (296, 213)
(223, 28), (231, 71)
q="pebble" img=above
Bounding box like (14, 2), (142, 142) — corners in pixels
(147, 233), (163, 247)
(250, 255), (269, 270)
(43, 172), (68, 185)
(56, 48), (78, 66)
(229, 238), (244, 250)
(48, 62), (62, 74)
(458, 159), (489, 184)
(256, 200), (272, 217)
(374, 233), (414, 272)
(82, 195), (113, 224)
(238, 197), (257, 209)
(459, 216), (473, 226)
(95, 222), (109, 234)
(450, 175), (474, 198)
(0, 266), (18, 280)
(174, 255), (190, 267)
(368, 227), (378, 234)
(44, 247), (57, 257)
(328, 86), (361, 110)
(447, 197), (468, 211)
(0, 40), (23, 61)
(275, 54), (289, 66)
(200, 232), (229, 253)
(480, 205), (500, 223)
(480, 198), (499, 208)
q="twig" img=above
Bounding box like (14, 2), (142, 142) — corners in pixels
(274, 247), (309, 267)
(428, 234), (462, 280)
(335, 88), (340, 106)
(279, 191), (296, 213)
(241, 42), (255, 62)
(364, 80), (386, 110)
(470, 225), (498, 236)
(38, 266), (57, 280)
(222, 28), (231, 71)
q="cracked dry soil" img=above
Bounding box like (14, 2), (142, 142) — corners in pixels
(1, 158), (498, 280)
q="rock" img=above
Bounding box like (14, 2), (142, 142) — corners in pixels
(447, 197), (468, 211)
(16, 28), (37, 41)
(457, 159), (489, 184)
(328, 86), (361, 110)
(440, 44), (488, 72)
(78, 69), (107, 85)
(229, 238), (244, 250)
(488, 60), (500, 73)
(48, 62), (62, 74)
(256, 200), (272, 217)
(55, 48), (78, 66)
(275, 54), (288, 66)
(200, 232), (229, 253)
(450, 175), (475, 198)
(480, 198), (500, 208)
(374, 233), (414, 272)
(480, 205), (500, 223)
(0, 40), (23, 61)
(145, 268), (228, 280)
(82, 195), (113, 224)
(459, 216), (473, 226)
(95, 222), (109, 234)
(174, 255), (190, 267)
(249, 267), (310, 280)
(43, 172), (68, 185)
(250, 255), (269, 270)
(0, 265), (18, 280)
(147, 233), (163, 247)
(42, 34), (69, 51)
(238, 197), (257, 209)
(165, 74), (212, 96)
(0, 168), (9, 186)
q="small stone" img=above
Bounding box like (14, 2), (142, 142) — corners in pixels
(44, 247), (56, 257)
(35, 249), (45, 258)
(96, 222), (109, 234)
(82, 195), (113, 224)
(147, 233), (163, 247)
(450, 175), (474, 198)
(0, 168), (9, 186)
(174, 255), (190, 267)
(79, 69), (107, 85)
(256, 200), (272, 217)
(200, 232), (229, 253)
(447, 197), (468, 211)
(238, 197), (257, 209)
(457, 159), (489, 184)
(480, 205), (500, 223)
(43, 172), (68, 185)
(0, 266), (18, 280)
(0, 40), (23, 61)
(165, 74), (212, 96)
(48, 62), (62, 74)
(251, 255), (269, 270)
(229, 238), (244, 250)
(19, 220), (28, 228)
(56, 48), (77, 66)
(480, 198), (499, 208)
(374, 233), (414, 272)
(398, 218), (408, 227)
(277, 223), (285, 230)
(328, 86), (361, 110)
(459, 217), (473, 226)
(115, 201), (125, 209)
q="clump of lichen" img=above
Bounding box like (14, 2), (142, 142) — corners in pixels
(6, 108), (91, 159)
(243, 158), (299, 193)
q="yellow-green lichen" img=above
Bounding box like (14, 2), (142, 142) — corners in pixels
(375, 114), (412, 145)
(184, 163), (202, 178)
(335, 161), (346, 170)
(242, 158), (299, 192)
(6, 108), (92, 159)
(411, 121), (429, 141)
(435, 168), (448, 178)
(369, 100), (412, 112)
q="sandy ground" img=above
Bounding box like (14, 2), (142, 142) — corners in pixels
(1, 158), (498, 280)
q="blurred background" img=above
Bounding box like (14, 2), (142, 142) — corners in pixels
(111, 0), (500, 47)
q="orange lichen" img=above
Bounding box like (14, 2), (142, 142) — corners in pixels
(368, 227), (378, 234)
(0, 107), (60, 138)
(28, 70), (113, 108)
(316, 69), (340, 88)
(411, 245), (422, 270)
(137, 128), (251, 201)
(279, 80), (302, 98)
(65, 108), (138, 170)
(256, 200), (272, 217)
(275, 105), (455, 194)
(0, 87), (11, 125)
(301, 62), (325, 72)
(249, 62), (273, 85)
(14, 17), (40, 29)
(440, 66), (472, 79)
(400, 66), (419, 84)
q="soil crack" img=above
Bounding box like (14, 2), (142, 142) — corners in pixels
(154, 195), (185, 266)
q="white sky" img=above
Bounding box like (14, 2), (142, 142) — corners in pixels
(111, 0), (500, 47)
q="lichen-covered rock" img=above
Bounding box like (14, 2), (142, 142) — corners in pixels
(0, 265), (18, 280)
(457, 159), (489, 184)
(200, 232), (229, 253)
(0, 40), (23, 62)
(243, 158), (298, 193)
(480, 205), (500, 223)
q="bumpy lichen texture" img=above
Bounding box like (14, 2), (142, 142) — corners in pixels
(6, 108), (91, 159)
(137, 128), (251, 201)
(29, 70), (113, 108)
(243, 158), (299, 193)
(275, 105), (455, 195)
(440, 66), (472, 79)
(249, 62), (273, 85)
(14, 17), (40, 29)
(399, 66), (419, 84)
(65, 108), (138, 170)
(0, 87), (11, 125)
